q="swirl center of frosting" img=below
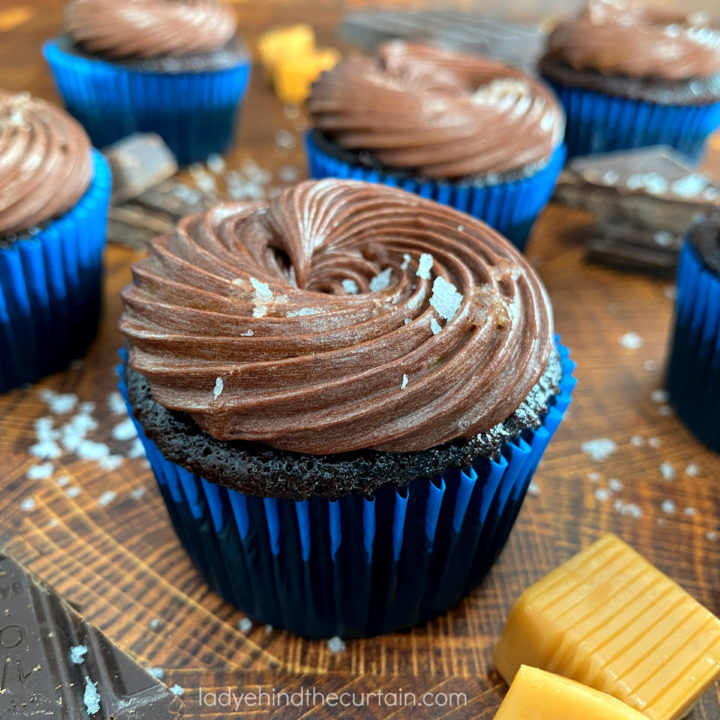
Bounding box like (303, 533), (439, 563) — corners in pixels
(307, 42), (565, 179)
(120, 180), (554, 455)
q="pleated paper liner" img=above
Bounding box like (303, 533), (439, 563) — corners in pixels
(119, 342), (575, 638)
(305, 132), (566, 252)
(43, 40), (252, 166)
(667, 242), (720, 453)
(545, 79), (720, 163)
(0, 151), (111, 393)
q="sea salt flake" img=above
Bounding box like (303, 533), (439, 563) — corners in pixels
(170, 685), (185, 697)
(287, 307), (319, 317)
(430, 276), (462, 320)
(250, 277), (273, 303)
(83, 677), (100, 715)
(112, 418), (136, 441)
(648, 437), (661, 448)
(661, 499), (676, 514)
(430, 317), (442, 335)
(417, 253), (433, 280)
(67, 486), (81, 498)
(595, 488), (611, 502)
(146, 667), (164, 679)
(27, 463), (53, 480)
(369, 267), (392, 292)
(70, 645), (87, 664)
(206, 153), (225, 174)
(660, 461), (676, 480)
(401, 374), (408, 390)
(274, 130), (296, 149)
(659, 405), (673, 416)
(614, 499), (643, 519)
(671, 174), (707, 197)
(30, 440), (62, 459)
(527, 481), (540, 496)
(241, 329), (254, 336)
(149, 619), (161, 630)
(39, 390), (78, 415)
(588, 472), (602, 483)
(238, 617), (253, 633)
(684, 507), (698, 517)
(630, 435), (645, 447)
(327, 636), (346, 653)
(644, 360), (659, 372)
(651, 389), (669, 403)
(686, 463), (700, 477)
(707, 531), (718, 541)
(341, 279), (358, 294)
(98, 491), (116, 508)
(581, 438), (617, 461)
(619, 332), (643, 349)
(608, 478), (623, 492)
(401, 253), (411, 270)
(20, 497), (35, 512)
(130, 487), (147, 500)
(654, 231), (674, 247)
(213, 377), (224, 400)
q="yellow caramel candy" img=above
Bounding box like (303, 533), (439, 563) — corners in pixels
(495, 666), (650, 720)
(273, 48), (340, 104)
(258, 24), (316, 74)
(494, 534), (720, 720)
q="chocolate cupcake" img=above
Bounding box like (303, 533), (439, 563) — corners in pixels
(540, 0), (720, 161)
(0, 90), (111, 392)
(118, 180), (575, 637)
(305, 42), (566, 251)
(667, 216), (720, 453)
(43, 0), (251, 164)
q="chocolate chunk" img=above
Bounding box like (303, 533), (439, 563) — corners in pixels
(340, 9), (544, 71)
(0, 553), (184, 718)
(104, 134), (178, 204)
(554, 146), (720, 273)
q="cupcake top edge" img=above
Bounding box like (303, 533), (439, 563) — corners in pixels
(306, 41), (565, 180)
(119, 179), (556, 457)
(0, 90), (92, 238)
(544, 0), (720, 81)
(65, 0), (238, 60)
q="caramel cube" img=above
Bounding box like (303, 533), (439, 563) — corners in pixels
(495, 666), (650, 719)
(494, 534), (720, 720)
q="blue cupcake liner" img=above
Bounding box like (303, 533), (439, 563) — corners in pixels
(119, 342), (575, 638)
(544, 79), (720, 163)
(305, 133), (566, 252)
(43, 40), (252, 166)
(0, 151), (111, 393)
(667, 242), (720, 453)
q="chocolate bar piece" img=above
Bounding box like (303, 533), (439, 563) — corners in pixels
(104, 133), (178, 204)
(0, 553), (184, 718)
(340, 9), (544, 71)
(554, 146), (720, 274)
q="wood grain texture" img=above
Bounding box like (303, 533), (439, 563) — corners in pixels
(2, 1), (720, 718)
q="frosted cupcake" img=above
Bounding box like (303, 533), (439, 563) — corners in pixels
(119, 180), (574, 637)
(0, 90), (111, 392)
(44, 0), (251, 165)
(305, 42), (566, 251)
(541, 0), (720, 161)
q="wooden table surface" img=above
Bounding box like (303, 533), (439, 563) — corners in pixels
(3, 1), (720, 718)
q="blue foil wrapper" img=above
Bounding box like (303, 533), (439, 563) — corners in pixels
(43, 40), (252, 165)
(0, 151), (110, 393)
(545, 79), (720, 163)
(305, 133), (566, 252)
(120, 342), (575, 638)
(667, 242), (720, 453)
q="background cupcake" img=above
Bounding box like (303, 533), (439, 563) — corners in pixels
(541, 0), (720, 161)
(667, 216), (720, 453)
(119, 180), (575, 638)
(305, 42), (566, 251)
(0, 90), (110, 392)
(44, 0), (252, 165)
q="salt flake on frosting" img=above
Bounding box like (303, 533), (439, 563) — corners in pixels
(369, 267), (392, 292)
(430, 276), (462, 320)
(417, 253), (433, 280)
(213, 377), (224, 400)
(341, 279), (359, 294)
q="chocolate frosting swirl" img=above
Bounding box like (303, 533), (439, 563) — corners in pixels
(120, 180), (554, 455)
(545, 0), (720, 80)
(0, 90), (92, 237)
(307, 42), (564, 180)
(65, 0), (237, 59)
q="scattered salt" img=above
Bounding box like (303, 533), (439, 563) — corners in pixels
(686, 463), (700, 477)
(170, 685), (185, 697)
(619, 332), (643, 349)
(417, 253), (433, 280)
(277, 165), (299, 183)
(401, 374), (408, 390)
(707, 531), (718, 542)
(684, 507), (698, 517)
(430, 317), (442, 335)
(206, 154), (225, 174)
(130, 487), (147, 500)
(588, 472), (602, 483)
(651, 389), (669, 403)
(527, 481), (540, 496)
(149, 619), (161, 630)
(341, 279), (358, 294)
(644, 360), (659, 372)
(595, 488), (611, 502)
(70, 645), (87, 664)
(581, 438), (617, 461)
(39, 390), (78, 415)
(369, 268), (392, 292)
(630, 436), (645, 447)
(112, 418), (136, 442)
(327, 636), (346, 653)
(67, 486), (81, 498)
(429, 276), (462, 320)
(83, 677), (100, 715)
(108, 392), (126, 414)
(659, 405), (673, 416)
(287, 307), (319, 318)
(56, 475), (70, 487)
(274, 130), (296, 149)
(98, 491), (116, 508)
(661, 499), (676, 514)
(238, 617), (252, 633)
(660, 462), (676, 481)
(265, 624), (273, 635)
(146, 667), (164, 680)
(20, 497), (35, 512)
(213, 377), (224, 400)
(27, 463), (53, 480)
(664, 285), (676, 300)
(401, 253), (411, 271)
(671, 174), (707, 197)
(608, 478), (623, 492)
(614, 500), (643, 519)
(648, 437), (661, 448)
